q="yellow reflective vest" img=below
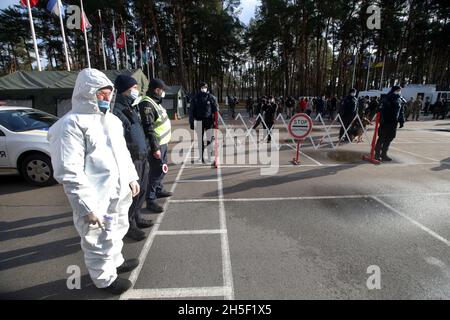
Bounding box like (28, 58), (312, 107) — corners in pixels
(134, 96), (172, 145)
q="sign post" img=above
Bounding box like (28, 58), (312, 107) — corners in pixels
(288, 114), (313, 165)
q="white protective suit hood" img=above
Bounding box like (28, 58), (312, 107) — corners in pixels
(71, 68), (114, 114)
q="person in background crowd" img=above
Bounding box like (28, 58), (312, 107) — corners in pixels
(339, 88), (358, 142)
(375, 85), (405, 162)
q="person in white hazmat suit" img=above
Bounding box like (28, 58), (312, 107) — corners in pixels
(48, 68), (141, 295)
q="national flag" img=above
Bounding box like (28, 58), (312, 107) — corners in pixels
(81, 11), (92, 32)
(20, 0), (39, 7)
(116, 32), (126, 49)
(46, 0), (64, 17)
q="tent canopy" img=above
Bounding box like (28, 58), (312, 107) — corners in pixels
(0, 69), (149, 115)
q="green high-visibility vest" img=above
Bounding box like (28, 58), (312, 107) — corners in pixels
(134, 96), (172, 145)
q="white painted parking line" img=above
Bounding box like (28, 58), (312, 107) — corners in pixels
(178, 179), (219, 183)
(121, 286), (230, 299)
(155, 229), (227, 235)
(390, 146), (440, 162)
(299, 151), (323, 166)
(120, 143), (194, 300)
(371, 196), (450, 247)
(183, 162), (447, 169)
(169, 192), (450, 203)
(216, 165), (235, 300)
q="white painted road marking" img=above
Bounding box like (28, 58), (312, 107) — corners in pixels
(216, 164), (235, 300)
(155, 229), (227, 235)
(169, 192), (450, 203)
(390, 146), (440, 162)
(121, 286), (230, 299)
(371, 196), (450, 247)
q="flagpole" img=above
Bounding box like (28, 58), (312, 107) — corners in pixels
(57, 0), (70, 71)
(98, 10), (107, 70)
(146, 44), (150, 79)
(379, 55), (386, 91)
(112, 18), (119, 70)
(26, 0), (42, 71)
(139, 41), (143, 69)
(365, 50), (372, 91)
(80, 0), (90, 68)
(151, 48), (155, 79)
(132, 35), (137, 69)
(351, 48), (357, 88)
(123, 27), (129, 69)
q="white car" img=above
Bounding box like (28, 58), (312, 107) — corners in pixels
(0, 106), (58, 187)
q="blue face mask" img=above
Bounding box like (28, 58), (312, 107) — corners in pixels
(98, 99), (111, 111)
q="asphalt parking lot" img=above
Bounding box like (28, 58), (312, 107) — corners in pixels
(1, 112), (449, 300)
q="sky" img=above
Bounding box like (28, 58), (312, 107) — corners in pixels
(1, 0), (260, 25)
(239, 0), (260, 25)
(0, 0), (17, 10)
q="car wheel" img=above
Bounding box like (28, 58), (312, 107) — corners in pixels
(20, 154), (57, 187)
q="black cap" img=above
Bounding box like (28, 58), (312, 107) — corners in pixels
(114, 75), (138, 94)
(199, 82), (208, 88)
(391, 85), (402, 92)
(149, 78), (169, 91)
(349, 88), (357, 94)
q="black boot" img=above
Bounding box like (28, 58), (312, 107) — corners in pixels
(146, 201), (164, 213)
(102, 278), (132, 295)
(137, 219), (154, 229)
(125, 226), (146, 241)
(381, 154), (392, 162)
(156, 190), (173, 198)
(117, 258), (140, 274)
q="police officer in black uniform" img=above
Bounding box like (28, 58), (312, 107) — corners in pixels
(252, 96), (266, 130)
(339, 88), (358, 142)
(375, 85), (405, 162)
(113, 75), (154, 241)
(189, 82), (219, 163)
(264, 96), (278, 142)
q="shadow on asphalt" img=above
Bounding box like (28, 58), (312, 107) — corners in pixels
(0, 218), (73, 242)
(431, 157), (450, 171)
(0, 275), (115, 300)
(0, 237), (80, 272)
(0, 212), (72, 231)
(0, 174), (40, 196)
(207, 164), (359, 197)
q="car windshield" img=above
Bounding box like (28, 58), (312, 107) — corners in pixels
(0, 109), (58, 132)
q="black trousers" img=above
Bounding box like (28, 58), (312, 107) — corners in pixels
(252, 113), (262, 129)
(264, 121), (274, 142)
(201, 119), (214, 161)
(339, 117), (353, 141)
(375, 123), (397, 157)
(129, 158), (149, 227)
(147, 143), (168, 201)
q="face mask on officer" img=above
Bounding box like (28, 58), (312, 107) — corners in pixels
(201, 87), (208, 93)
(395, 91), (402, 96)
(130, 88), (140, 100)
